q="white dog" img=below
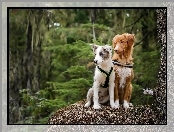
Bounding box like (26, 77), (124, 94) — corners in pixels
(85, 44), (118, 109)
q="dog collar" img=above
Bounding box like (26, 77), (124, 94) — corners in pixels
(97, 66), (113, 88)
(112, 60), (133, 68)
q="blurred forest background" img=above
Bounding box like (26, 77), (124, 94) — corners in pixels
(9, 8), (160, 124)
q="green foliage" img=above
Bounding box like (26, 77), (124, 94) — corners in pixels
(80, 23), (109, 31)
(133, 48), (160, 88)
(131, 84), (154, 106)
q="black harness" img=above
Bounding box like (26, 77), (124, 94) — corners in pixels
(97, 66), (113, 88)
(96, 60), (133, 88)
(112, 60), (133, 68)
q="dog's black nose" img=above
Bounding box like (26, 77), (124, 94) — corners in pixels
(94, 60), (98, 64)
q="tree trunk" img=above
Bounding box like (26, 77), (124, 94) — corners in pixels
(25, 18), (33, 91)
(90, 9), (96, 40)
(141, 10), (149, 51)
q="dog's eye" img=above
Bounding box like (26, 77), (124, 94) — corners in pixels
(103, 48), (109, 52)
(99, 52), (103, 56)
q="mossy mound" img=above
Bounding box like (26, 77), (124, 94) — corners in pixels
(48, 99), (160, 124)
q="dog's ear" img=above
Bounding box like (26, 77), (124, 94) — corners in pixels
(112, 35), (119, 48)
(89, 44), (99, 53)
(104, 45), (112, 51)
(128, 34), (135, 46)
(124, 33), (135, 46)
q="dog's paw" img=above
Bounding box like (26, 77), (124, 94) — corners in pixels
(84, 101), (91, 107)
(114, 99), (119, 109)
(93, 104), (101, 109)
(115, 104), (119, 109)
(111, 103), (119, 109)
(123, 100), (129, 109)
(129, 102), (133, 107)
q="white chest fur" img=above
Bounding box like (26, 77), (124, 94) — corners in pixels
(94, 66), (114, 85)
(116, 67), (131, 88)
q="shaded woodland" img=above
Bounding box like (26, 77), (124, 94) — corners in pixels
(9, 8), (160, 124)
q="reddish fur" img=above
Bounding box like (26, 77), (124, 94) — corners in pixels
(112, 33), (135, 104)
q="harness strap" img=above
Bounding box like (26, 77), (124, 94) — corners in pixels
(112, 60), (133, 68)
(97, 66), (113, 88)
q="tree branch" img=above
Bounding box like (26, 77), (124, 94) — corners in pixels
(125, 11), (148, 28)
(134, 31), (152, 47)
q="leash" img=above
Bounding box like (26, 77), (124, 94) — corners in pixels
(97, 66), (113, 88)
(112, 60), (133, 68)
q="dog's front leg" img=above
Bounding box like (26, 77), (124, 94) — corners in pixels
(93, 81), (101, 109)
(123, 84), (130, 109)
(114, 75), (120, 108)
(109, 81), (118, 108)
(123, 76), (132, 109)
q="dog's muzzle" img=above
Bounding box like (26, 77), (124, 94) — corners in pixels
(114, 49), (124, 54)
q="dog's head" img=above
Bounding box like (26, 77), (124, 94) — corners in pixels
(89, 44), (112, 65)
(112, 33), (135, 55)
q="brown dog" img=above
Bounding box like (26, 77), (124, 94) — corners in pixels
(112, 33), (135, 109)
